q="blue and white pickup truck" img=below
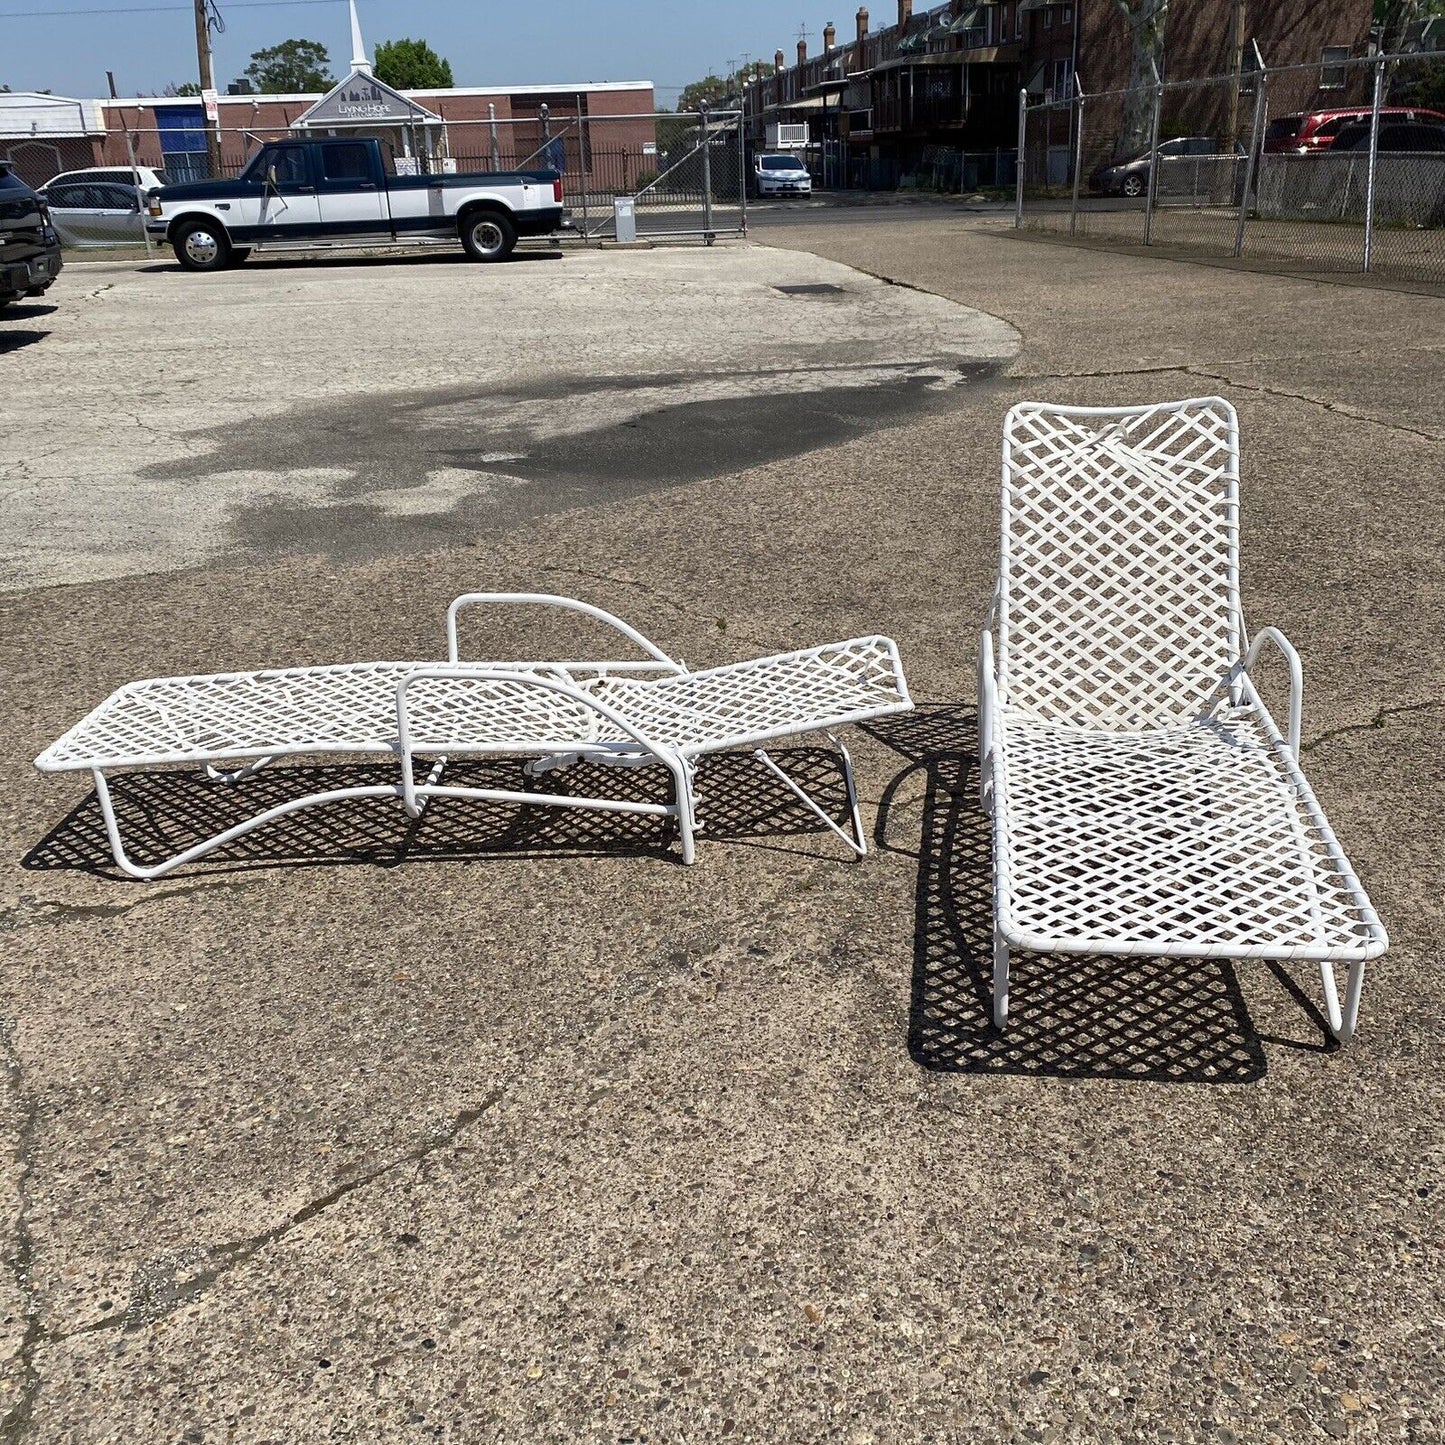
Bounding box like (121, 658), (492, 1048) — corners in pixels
(146, 136), (564, 270)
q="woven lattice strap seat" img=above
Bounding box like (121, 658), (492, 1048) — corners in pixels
(981, 399), (1387, 1043)
(34, 596), (912, 879)
(36, 639), (907, 773)
(997, 710), (1380, 960)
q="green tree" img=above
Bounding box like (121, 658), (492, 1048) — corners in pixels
(1112, 0), (1169, 157)
(245, 38), (333, 93)
(1375, 0), (1445, 47)
(675, 65), (757, 112)
(373, 37), (454, 90)
(678, 74), (729, 111)
(164, 81), (201, 96)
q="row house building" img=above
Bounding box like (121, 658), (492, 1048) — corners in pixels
(743, 0), (1373, 189)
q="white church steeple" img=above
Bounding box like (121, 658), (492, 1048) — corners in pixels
(348, 0), (372, 75)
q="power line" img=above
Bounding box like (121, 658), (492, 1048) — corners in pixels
(0, 0), (343, 17)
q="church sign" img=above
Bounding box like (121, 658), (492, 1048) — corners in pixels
(298, 73), (438, 128)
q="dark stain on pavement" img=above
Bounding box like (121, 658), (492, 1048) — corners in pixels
(137, 362), (1004, 563)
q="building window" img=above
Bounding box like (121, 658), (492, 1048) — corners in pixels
(1043, 8), (1052, 29)
(1015, 4), (1023, 39)
(1320, 46), (1349, 90)
(1053, 58), (1075, 99)
(1062, 4), (1073, 20)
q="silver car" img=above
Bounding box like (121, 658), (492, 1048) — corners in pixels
(37, 178), (147, 247)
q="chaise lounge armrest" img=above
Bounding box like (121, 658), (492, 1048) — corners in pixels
(445, 593), (687, 677)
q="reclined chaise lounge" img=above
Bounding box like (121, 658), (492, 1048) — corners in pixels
(35, 594), (913, 880)
(979, 398), (1388, 1043)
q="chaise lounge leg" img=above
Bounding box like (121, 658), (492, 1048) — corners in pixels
(667, 756), (697, 865)
(410, 756), (448, 818)
(753, 739), (868, 860)
(1319, 959), (1367, 1045)
(992, 929), (1010, 1029)
(829, 731), (867, 857)
(91, 766), (400, 881)
(93, 768), (168, 881)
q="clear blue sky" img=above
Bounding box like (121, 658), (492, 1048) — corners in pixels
(0, 0), (814, 103)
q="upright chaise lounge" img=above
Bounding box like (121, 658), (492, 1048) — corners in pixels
(978, 398), (1387, 1043)
(35, 594), (912, 879)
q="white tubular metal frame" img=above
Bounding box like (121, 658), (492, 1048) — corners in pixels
(36, 594), (912, 880)
(982, 399), (1388, 1043)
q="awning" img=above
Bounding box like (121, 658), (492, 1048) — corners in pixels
(872, 52), (969, 73)
(763, 95), (831, 112)
(950, 7), (984, 31)
(1023, 60), (1050, 93)
(1017, 0), (1053, 13)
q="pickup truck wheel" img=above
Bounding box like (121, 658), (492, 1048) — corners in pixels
(460, 211), (517, 262)
(173, 220), (230, 272)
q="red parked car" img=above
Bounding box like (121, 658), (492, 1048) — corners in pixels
(1263, 107), (1445, 154)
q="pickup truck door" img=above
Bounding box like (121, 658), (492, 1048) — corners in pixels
(314, 140), (389, 237)
(256, 144), (321, 239)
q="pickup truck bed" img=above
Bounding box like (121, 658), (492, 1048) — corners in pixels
(148, 136), (564, 270)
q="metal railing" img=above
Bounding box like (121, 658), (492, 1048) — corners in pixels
(1016, 50), (1445, 287)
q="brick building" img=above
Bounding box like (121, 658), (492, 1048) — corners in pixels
(744, 0), (1373, 186)
(0, 80), (655, 188)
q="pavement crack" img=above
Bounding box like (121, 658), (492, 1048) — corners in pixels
(1301, 697), (1445, 754)
(1012, 362), (1442, 442)
(0, 1021), (43, 1445)
(0, 880), (252, 936)
(54, 1089), (504, 1340)
(530, 565), (690, 615)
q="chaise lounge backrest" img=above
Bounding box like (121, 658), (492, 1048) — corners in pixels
(998, 397), (1244, 730)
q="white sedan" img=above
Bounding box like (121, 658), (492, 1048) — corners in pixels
(754, 154), (813, 197)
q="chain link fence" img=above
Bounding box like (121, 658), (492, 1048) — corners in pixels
(1017, 50), (1445, 287)
(12, 107), (745, 252)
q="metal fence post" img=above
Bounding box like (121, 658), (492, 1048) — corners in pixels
(1014, 88), (1027, 228)
(121, 124), (155, 258)
(1233, 66), (1267, 258)
(737, 109), (749, 234)
(1069, 80), (1086, 237)
(574, 92), (590, 244)
(488, 103), (500, 170)
(699, 103), (714, 240)
(1142, 82), (1164, 245)
(1362, 55), (1385, 273)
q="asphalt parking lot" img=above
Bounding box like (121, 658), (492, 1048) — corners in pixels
(2, 223), (1443, 1443)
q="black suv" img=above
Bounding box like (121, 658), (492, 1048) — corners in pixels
(1, 162), (63, 307)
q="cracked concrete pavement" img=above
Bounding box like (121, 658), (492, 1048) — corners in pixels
(0, 246), (1015, 590)
(1, 223), (1442, 1443)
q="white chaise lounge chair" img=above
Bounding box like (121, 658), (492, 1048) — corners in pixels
(35, 594), (912, 880)
(979, 398), (1388, 1043)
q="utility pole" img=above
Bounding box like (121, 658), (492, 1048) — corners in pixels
(193, 0), (223, 178)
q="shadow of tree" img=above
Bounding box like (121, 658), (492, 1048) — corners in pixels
(23, 747), (858, 878)
(864, 705), (1273, 1084)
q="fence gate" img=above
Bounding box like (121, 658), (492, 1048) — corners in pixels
(573, 109), (746, 243)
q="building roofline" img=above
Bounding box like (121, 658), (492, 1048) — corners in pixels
(96, 80), (654, 109)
